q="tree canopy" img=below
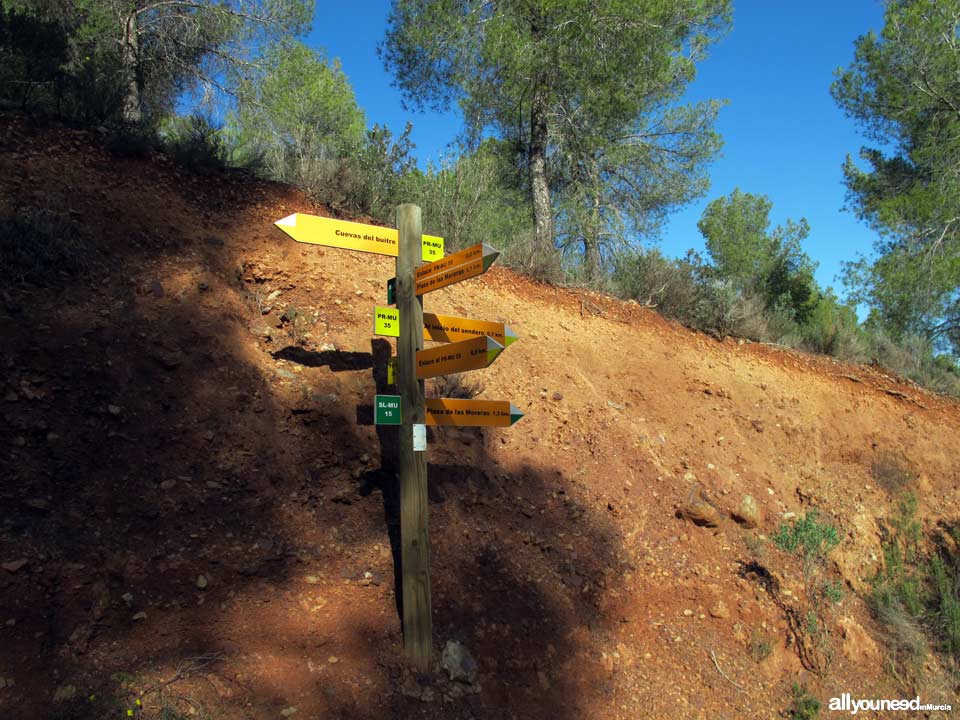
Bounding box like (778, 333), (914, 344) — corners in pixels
(1, 0), (313, 124)
(380, 0), (730, 275)
(832, 0), (960, 352)
(698, 189), (818, 323)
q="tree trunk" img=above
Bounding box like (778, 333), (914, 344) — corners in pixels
(121, 11), (142, 124)
(529, 83), (555, 260)
(583, 186), (603, 283)
(583, 236), (602, 284)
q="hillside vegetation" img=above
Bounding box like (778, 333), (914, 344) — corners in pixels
(0, 114), (958, 720)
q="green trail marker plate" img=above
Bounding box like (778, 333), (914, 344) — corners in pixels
(375, 395), (402, 425)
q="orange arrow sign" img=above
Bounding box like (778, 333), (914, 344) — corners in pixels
(415, 336), (503, 379)
(423, 313), (518, 346)
(415, 242), (493, 281)
(414, 244), (499, 295)
(425, 398), (524, 426)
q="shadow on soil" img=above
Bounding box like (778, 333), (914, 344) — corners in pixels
(0, 115), (624, 720)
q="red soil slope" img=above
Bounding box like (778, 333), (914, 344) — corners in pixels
(1, 114), (958, 719)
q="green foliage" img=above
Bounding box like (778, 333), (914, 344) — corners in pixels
(613, 248), (706, 323)
(930, 553), (960, 656)
(822, 580), (844, 604)
(870, 493), (960, 679)
(787, 683), (821, 720)
(382, 0), (731, 272)
(159, 113), (226, 175)
(556, 99), (725, 282)
(226, 39), (414, 218)
(878, 493), (924, 611)
(799, 290), (861, 357)
(0, 6), (68, 113)
(698, 189), (819, 324)
(343, 123), (416, 222)
(772, 511), (840, 563)
(749, 631), (773, 662)
(859, 327), (960, 396)
(228, 39), (365, 177)
(613, 247), (803, 343)
(401, 139), (537, 265)
(833, 0), (960, 354)
(1, 0), (313, 127)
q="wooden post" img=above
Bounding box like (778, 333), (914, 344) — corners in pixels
(396, 204), (432, 668)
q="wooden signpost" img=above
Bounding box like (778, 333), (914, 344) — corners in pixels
(394, 205), (432, 668)
(275, 206), (522, 670)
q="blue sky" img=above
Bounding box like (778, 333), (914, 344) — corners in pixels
(308, 0), (887, 295)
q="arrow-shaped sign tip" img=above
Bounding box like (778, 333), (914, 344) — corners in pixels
(487, 336), (505, 364)
(275, 213), (298, 228)
(503, 325), (518, 346)
(481, 243), (501, 271)
(509, 404), (524, 425)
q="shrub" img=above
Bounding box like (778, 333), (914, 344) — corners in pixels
(800, 291), (862, 358)
(160, 114), (226, 175)
(499, 228), (565, 284)
(0, 207), (94, 284)
(613, 248), (699, 317)
(860, 328), (960, 397)
(787, 683), (821, 720)
(749, 631), (773, 662)
(822, 580), (844, 604)
(106, 126), (155, 159)
(426, 373), (483, 400)
(869, 494), (960, 680)
(772, 511), (840, 563)
(929, 554), (960, 656)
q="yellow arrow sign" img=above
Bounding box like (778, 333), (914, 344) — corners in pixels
(425, 398), (524, 427)
(275, 213), (443, 261)
(373, 307), (518, 347)
(416, 336), (503, 379)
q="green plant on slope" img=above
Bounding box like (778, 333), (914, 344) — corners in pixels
(787, 682), (820, 720)
(773, 511), (840, 563)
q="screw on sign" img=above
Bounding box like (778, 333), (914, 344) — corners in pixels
(275, 206), (523, 670)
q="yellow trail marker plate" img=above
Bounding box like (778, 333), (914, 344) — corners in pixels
(425, 398), (524, 427)
(374, 306), (400, 337)
(275, 213), (443, 261)
(373, 307), (518, 347)
(415, 336), (503, 379)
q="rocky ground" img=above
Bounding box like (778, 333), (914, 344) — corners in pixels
(1, 113), (958, 719)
